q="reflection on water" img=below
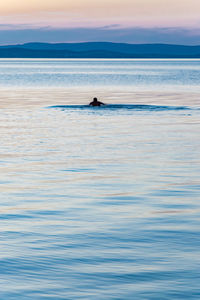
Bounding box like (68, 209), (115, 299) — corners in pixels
(0, 59), (200, 92)
(0, 60), (200, 299)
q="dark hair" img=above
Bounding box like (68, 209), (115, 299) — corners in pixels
(93, 97), (98, 101)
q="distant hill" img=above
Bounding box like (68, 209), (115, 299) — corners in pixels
(0, 42), (200, 58)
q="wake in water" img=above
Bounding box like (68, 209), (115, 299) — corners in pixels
(49, 104), (190, 111)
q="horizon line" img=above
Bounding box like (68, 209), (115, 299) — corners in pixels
(1, 41), (200, 47)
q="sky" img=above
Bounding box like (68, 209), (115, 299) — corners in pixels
(0, 0), (200, 45)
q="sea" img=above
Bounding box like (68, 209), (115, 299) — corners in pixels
(0, 59), (200, 299)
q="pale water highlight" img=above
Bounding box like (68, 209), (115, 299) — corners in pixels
(0, 59), (200, 299)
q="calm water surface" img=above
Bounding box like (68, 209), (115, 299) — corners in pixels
(0, 59), (200, 299)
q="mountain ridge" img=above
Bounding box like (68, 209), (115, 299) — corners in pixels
(0, 42), (200, 58)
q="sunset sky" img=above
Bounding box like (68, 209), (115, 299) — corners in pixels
(0, 0), (199, 45)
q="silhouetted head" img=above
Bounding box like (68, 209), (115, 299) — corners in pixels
(89, 97), (105, 106)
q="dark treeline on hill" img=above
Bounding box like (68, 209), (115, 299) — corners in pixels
(0, 42), (200, 58)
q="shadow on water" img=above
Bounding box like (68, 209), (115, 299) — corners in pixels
(49, 104), (190, 112)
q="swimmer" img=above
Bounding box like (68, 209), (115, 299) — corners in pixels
(89, 97), (105, 107)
